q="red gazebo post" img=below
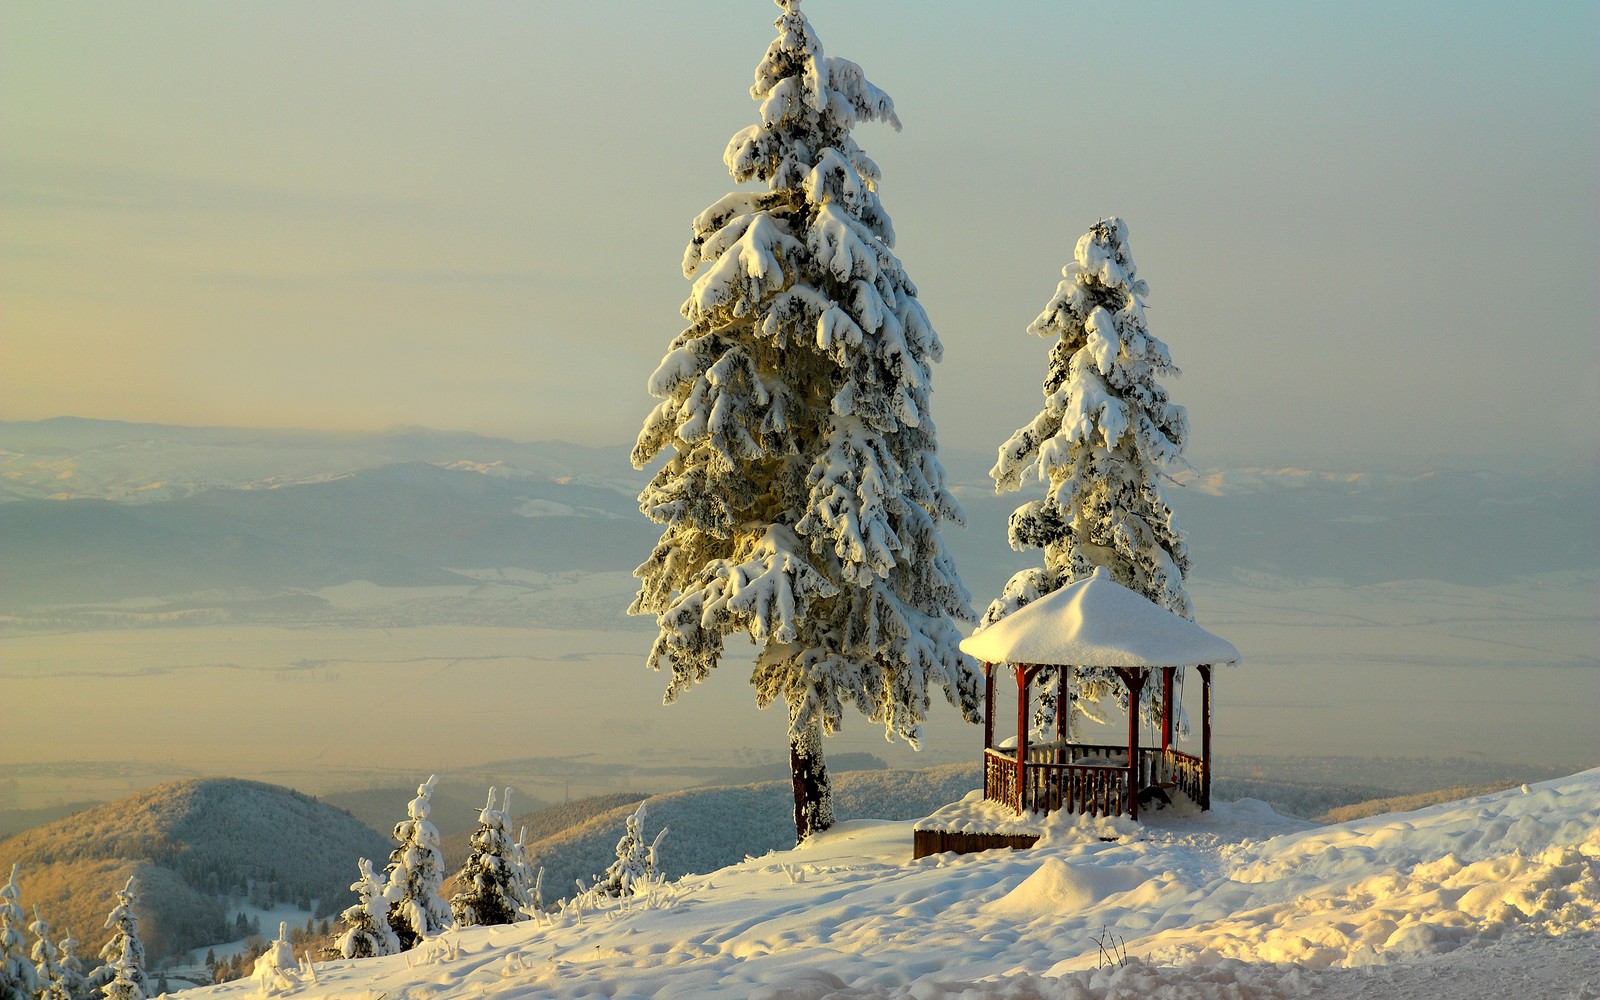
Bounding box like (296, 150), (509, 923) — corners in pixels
(1014, 664), (1031, 810)
(982, 663), (995, 752)
(1116, 668), (1146, 820)
(1055, 668), (1069, 768)
(1159, 666), (1175, 750)
(1199, 664), (1212, 809)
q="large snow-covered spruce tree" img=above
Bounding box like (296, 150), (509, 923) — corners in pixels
(630, 0), (978, 842)
(988, 218), (1192, 730)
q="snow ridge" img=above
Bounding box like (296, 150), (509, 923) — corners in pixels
(174, 770), (1599, 1000)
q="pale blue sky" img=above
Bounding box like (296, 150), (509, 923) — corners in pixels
(3, 0), (1596, 468)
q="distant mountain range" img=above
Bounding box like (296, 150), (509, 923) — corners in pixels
(2, 418), (1594, 615)
(0, 417), (638, 503)
(0, 778), (389, 962)
(0, 460), (660, 608)
(0, 419), (658, 611)
(1094, 466), (1596, 589)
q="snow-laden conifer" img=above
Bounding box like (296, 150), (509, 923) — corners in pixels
(95, 961), (140, 1000)
(383, 775), (454, 949)
(630, 0), (978, 844)
(30, 909), (70, 1000)
(96, 878), (145, 1000)
(450, 787), (531, 927)
(53, 930), (90, 1000)
(335, 859), (399, 959)
(597, 803), (668, 900)
(0, 866), (35, 1000)
(988, 218), (1192, 730)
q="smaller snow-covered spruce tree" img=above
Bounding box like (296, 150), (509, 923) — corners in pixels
(96, 877), (145, 1000)
(335, 859), (398, 960)
(54, 930), (90, 1000)
(31, 909), (71, 1000)
(383, 775), (454, 950)
(450, 787), (532, 927)
(96, 961), (141, 1000)
(597, 802), (668, 900)
(989, 217), (1192, 731)
(0, 866), (35, 1000)
(630, 0), (979, 847)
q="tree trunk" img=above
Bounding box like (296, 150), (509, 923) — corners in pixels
(789, 721), (835, 845)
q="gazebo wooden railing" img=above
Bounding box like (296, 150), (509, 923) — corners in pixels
(982, 743), (1210, 815)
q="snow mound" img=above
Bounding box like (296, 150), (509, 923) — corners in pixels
(984, 857), (1154, 917)
(1134, 771), (1600, 971)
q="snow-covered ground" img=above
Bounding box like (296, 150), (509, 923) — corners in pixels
(193, 770), (1598, 1000)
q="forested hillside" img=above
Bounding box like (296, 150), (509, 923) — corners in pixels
(0, 779), (388, 961)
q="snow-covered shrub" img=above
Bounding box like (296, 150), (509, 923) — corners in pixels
(334, 859), (398, 960)
(629, 0), (978, 844)
(249, 923), (301, 996)
(511, 827), (543, 917)
(988, 217), (1193, 730)
(596, 803), (669, 900)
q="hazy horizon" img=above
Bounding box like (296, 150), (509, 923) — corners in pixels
(5, 2), (1597, 470)
(4, 413), (1591, 481)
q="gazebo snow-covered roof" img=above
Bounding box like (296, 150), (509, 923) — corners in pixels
(938, 567), (1240, 839)
(960, 567), (1239, 668)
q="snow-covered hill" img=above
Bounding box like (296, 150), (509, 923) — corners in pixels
(0, 779), (388, 962)
(186, 771), (1599, 999)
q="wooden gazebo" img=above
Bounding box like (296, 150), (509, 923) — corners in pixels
(960, 567), (1240, 821)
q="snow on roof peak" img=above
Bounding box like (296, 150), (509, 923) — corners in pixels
(960, 569), (1239, 668)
